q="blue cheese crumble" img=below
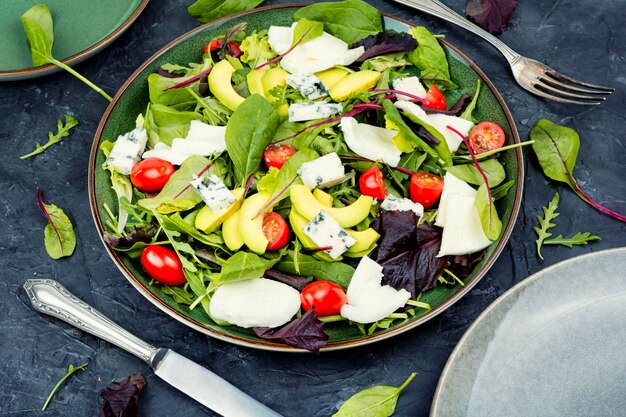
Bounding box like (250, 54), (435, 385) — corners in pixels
(288, 102), (343, 122)
(297, 152), (345, 189)
(104, 127), (148, 175)
(190, 174), (236, 213)
(380, 194), (424, 217)
(303, 210), (356, 259)
(285, 73), (328, 100)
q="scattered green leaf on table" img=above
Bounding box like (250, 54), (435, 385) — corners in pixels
(21, 115), (78, 160)
(37, 189), (76, 259)
(534, 192), (560, 260)
(475, 183), (502, 241)
(187, 0), (265, 24)
(42, 362), (88, 411)
(333, 373), (416, 417)
(545, 232), (601, 248)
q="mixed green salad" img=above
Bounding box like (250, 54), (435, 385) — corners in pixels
(101, 0), (518, 352)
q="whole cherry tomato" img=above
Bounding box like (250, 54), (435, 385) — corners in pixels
(469, 121), (506, 154)
(422, 85), (447, 110)
(130, 158), (175, 193)
(300, 281), (348, 317)
(359, 166), (387, 200)
(141, 245), (186, 286)
(262, 213), (290, 251)
(263, 144), (297, 169)
(409, 172), (444, 209)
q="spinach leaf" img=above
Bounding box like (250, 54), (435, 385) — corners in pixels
(262, 149), (319, 201)
(460, 79), (481, 123)
(530, 118), (626, 223)
(407, 27), (455, 91)
(418, 68), (458, 92)
(21, 114), (78, 160)
(254, 309), (328, 353)
(216, 252), (277, 286)
(383, 100), (439, 158)
(187, 0), (264, 23)
(292, 18), (324, 47)
(475, 183), (502, 241)
(491, 180), (514, 200)
(100, 140), (134, 232)
(20, 5), (112, 101)
(293, 0), (382, 45)
(333, 373), (416, 417)
(145, 104), (203, 147)
(225, 94), (281, 186)
(37, 190), (76, 260)
(445, 159), (505, 187)
(276, 251), (354, 289)
(42, 362), (88, 411)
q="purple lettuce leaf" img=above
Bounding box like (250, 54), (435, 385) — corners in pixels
(465, 0), (517, 35)
(104, 224), (158, 249)
(98, 373), (146, 417)
(156, 67), (184, 79)
(417, 125), (441, 145)
(353, 32), (418, 63)
(423, 93), (472, 116)
(253, 309), (328, 353)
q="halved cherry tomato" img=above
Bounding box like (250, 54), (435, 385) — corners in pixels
(141, 245), (186, 286)
(469, 121), (506, 154)
(204, 39), (223, 54)
(262, 213), (290, 251)
(203, 39), (242, 57)
(227, 42), (242, 58)
(130, 158), (176, 193)
(422, 85), (447, 110)
(300, 281), (348, 317)
(263, 144), (297, 169)
(409, 172), (444, 209)
(359, 166), (387, 200)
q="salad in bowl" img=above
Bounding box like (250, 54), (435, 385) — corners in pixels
(92, 0), (522, 352)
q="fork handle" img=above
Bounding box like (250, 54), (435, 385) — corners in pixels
(393, 0), (520, 64)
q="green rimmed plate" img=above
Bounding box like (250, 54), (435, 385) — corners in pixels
(0, 0), (149, 81)
(89, 4), (523, 352)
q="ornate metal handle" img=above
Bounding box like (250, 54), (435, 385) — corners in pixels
(393, 0), (521, 64)
(24, 279), (159, 364)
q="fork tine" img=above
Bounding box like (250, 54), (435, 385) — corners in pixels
(531, 83), (605, 105)
(539, 76), (613, 96)
(545, 70), (615, 92)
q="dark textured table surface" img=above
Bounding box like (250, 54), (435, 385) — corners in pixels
(1, 0), (625, 415)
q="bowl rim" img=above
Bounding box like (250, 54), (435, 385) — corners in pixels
(88, 3), (524, 353)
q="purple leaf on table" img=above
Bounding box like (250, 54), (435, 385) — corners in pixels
(465, 0), (517, 35)
(99, 372), (146, 417)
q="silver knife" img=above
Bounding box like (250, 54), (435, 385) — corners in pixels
(23, 278), (283, 417)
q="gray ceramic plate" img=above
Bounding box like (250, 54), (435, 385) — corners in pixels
(431, 247), (626, 417)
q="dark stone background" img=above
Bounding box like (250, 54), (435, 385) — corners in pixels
(1, 0), (625, 415)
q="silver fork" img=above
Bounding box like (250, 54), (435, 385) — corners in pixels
(392, 0), (614, 105)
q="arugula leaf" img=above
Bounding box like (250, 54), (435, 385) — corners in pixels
(475, 183), (502, 241)
(187, 0), (264, 23)
(333, 373), (416, 417)
(20, 115), (78, 160)
(407, 27), (456, 91)
(530, 119), (626, 223)
(545, 232), (601, 247)
(292, 18), (324, 47)
(460, 79), (482, 122)
(42, 362), (88, 411)
(293, 0), (382, 45)
(216, 252), (277, 285)
(225, 94), (281, 186)
(20, 5), (112, 101)
(444, 159), (505, 187)
(534, 192), (559, 260)
(37, 190), (76, 259)
(276, 251), (354, 289)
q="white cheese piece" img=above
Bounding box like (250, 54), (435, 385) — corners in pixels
(185, 120), (227, 148)
(340, 256), (411, 324)
(303, 210), (357, 259)
(380, 194), (424, 217)
(298, 152), (345, 189)
(142, 142), (190, 166)
(288, 102), (343, 122)
(435, 172), (477, 228)
(437, 193), (492, 256)
(267, 24), (364, 74)
(209, 278), (301, 328)
(428, 114), (474, 153)
(392, 76), (427, 101)
(105, 127), (148, 175)
(340, 117), (401, 167)
(190, 174), (236, 213)
(286, 72), (328, 100)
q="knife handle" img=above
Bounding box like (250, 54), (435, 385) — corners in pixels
(24, 279), (159, 364)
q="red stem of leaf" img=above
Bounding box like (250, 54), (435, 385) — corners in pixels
(163, 68), (213, 91)
(253, 175), (299, 219)
(338, 154), (416, 176)
(173, 162), (213, 199)
(37, 188), (64, 254)
(307, 246), (333, 253)
(255, 28), (311, 70)
(244, 174), (255, 194)
(370, 89), (427, 104)
(569, 179), (626, 222)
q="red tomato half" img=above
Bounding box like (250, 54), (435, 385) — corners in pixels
(264, 144), (297, 169)
(469, 121), (506, 154)
(301, 281), (348, 317)
(204, 39), (223, 54)
(130, 158), (176, 193)
(262, 213), (290, 251)
(359, 166), (387, 200)
(409, 172), (444, 209)
(203, 39), (242, 57)
(141, 245), (186, 286)
(422, 85), (447, 110)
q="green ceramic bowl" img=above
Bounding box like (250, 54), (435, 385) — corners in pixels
(89, 4), (523, 352)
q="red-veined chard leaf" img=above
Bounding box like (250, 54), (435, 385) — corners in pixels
(37, 189), (76, 259)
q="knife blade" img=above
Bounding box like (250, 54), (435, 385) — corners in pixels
(23, 278), (283, 417)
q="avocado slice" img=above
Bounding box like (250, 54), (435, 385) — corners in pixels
(208, 60), (246, 111)
(262, 67), (289, 116)
(329, 70), (381, 102)
(288, 208), (341, 263)
(238, 192), (271, 254)
(315, 67), (349, 89)
(194, 188), (245, 233)
(222, 209), (244, 251)
(290, 184), (373, 228)
(247, 69), (267, 97)
(346, 228), (380, 253)
(344, 242), (377, 258)
(313, 188), (334, 207)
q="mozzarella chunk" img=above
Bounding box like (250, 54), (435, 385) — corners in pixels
(288, 102), (343, 122)
(190, 174), (236, 214)
(209, 278), (301, 328)
(303, 210), (357, 259)
(286, 72), (328, 100)
(437, 193), (492, 256)
(428, 114), (474, 153)
(380, 194), (424, 216)
(267, 25), (294, 54)
(394, 100), (432, 123)
(392, 76), (427, 101)
(298, 152), (345, 189)
(340, 117), (401, 167)
(340, 256), (411, 324)
(105, 127), (148, 175)
(435, 172), (477, 227)
(142, 142), (189, 166)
